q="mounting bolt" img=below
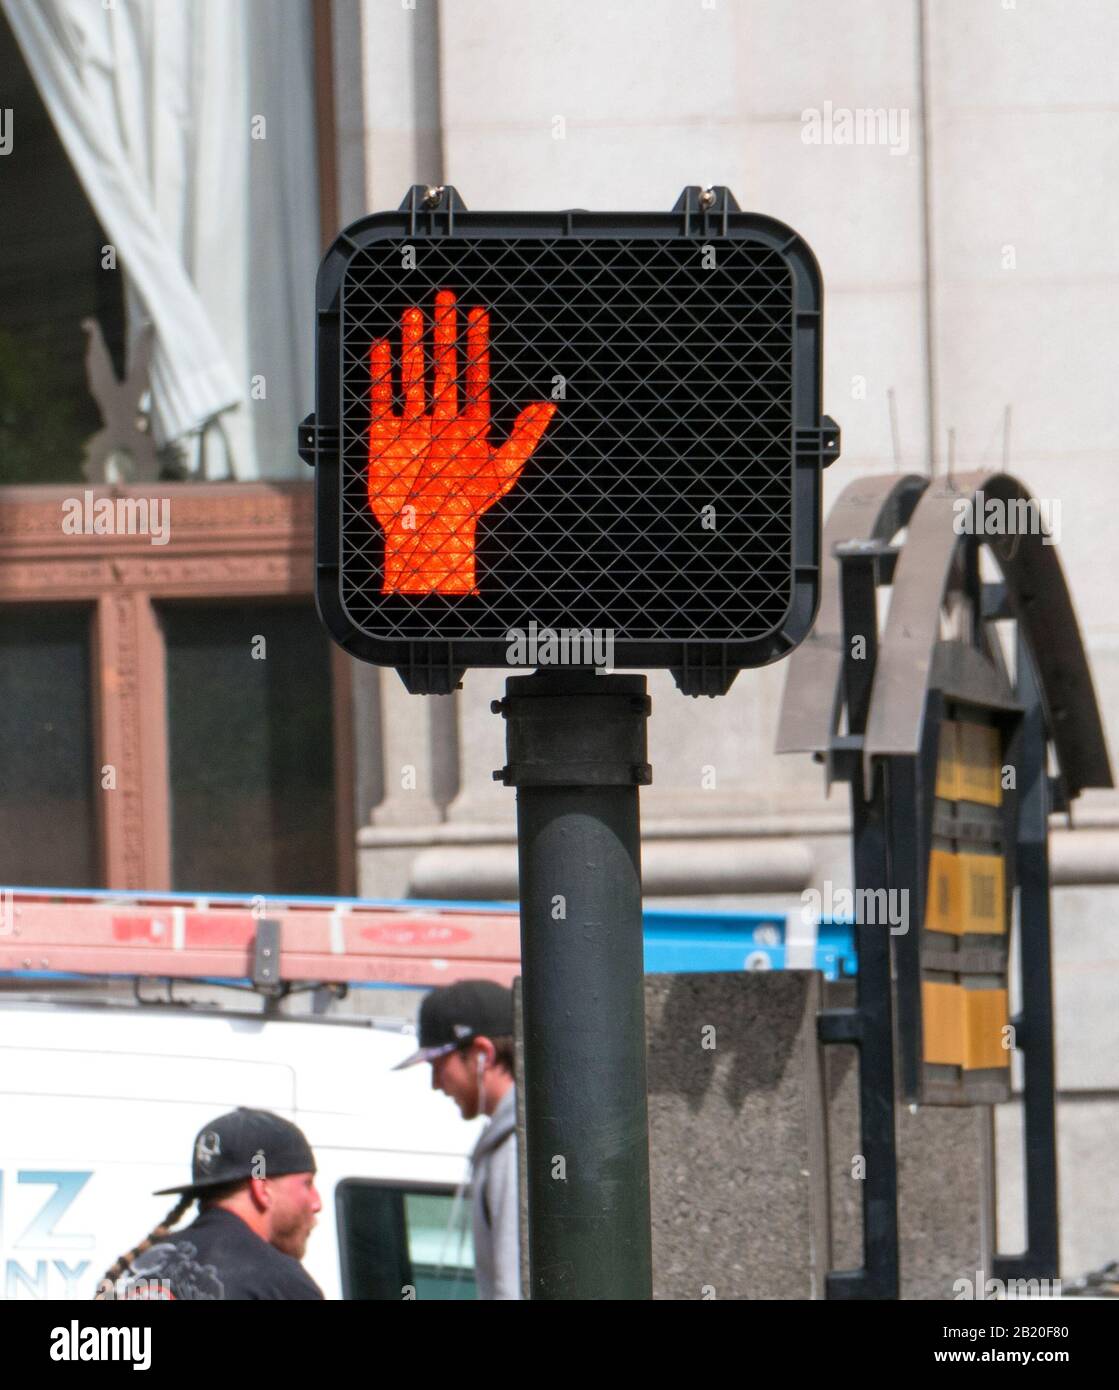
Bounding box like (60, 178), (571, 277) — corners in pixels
(698, 187), (717, 209)
(422, 185), (445, 208)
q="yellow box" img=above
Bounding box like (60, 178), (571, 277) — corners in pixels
(925, 847), (962, 934)
(958, 851), (1006, 934)
(935, 721), (960, 801)
(957, 721), (1003, 807)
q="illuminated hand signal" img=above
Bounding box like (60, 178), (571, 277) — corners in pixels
(367, 289), (557, 595)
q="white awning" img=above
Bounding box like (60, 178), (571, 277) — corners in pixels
(2, 0), (319, 478)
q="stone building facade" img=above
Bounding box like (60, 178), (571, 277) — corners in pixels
(326, 0), (1119, 1280)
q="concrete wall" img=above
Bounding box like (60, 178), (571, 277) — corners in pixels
(514, 972), (993, 1298)
(645, 972), (830, 1299)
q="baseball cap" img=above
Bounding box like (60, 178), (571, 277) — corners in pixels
(393, 980), (514, 1070)
(153, 1107), (316, 1197)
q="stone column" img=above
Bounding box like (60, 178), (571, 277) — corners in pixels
(357, 670), (459, 897)
(645, 972), (831, 1299)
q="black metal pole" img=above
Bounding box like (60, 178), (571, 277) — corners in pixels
(494, 668), (653, 1300)
(888, 693), (943, 1104)
(992, 634), (1059, 1282)
(817, 542), (900, 1299)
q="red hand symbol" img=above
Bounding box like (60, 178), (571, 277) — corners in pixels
(367, 289), (557, 595)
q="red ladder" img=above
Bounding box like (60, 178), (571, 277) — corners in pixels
(0, 890), (521, 989)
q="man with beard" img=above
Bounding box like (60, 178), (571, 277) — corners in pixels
(96, 1108), (323, 1300)
(395, 980), (520, 1299)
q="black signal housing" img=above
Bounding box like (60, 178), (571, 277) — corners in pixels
(300, 185), (839, 695)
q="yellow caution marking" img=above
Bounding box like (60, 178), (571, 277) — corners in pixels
(958, 851), (1006, 934)
(922, 982), (1010, 1070)
(957, 721), (1003, 807)
(935, 721), (961, 802)
(925, 848), (961, 934)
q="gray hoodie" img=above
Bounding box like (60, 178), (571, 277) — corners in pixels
(470, 1086), (520, 1299)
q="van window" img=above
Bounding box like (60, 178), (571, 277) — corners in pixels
(336, 1180), (476, 1301)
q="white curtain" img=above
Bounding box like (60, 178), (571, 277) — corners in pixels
(1, 0), (319, 479)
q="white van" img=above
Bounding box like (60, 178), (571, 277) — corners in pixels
(0, 1001), (485, 1300)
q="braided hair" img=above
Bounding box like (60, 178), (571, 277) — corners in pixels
(94, 1194), (194, 1300)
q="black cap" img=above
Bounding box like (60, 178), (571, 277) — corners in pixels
(153, 1108), (316, 1197)
(394, 980), (514, 1069)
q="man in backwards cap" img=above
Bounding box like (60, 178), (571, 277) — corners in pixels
(396, 980), (520, 1299)
(97, 1108), (323, 1300)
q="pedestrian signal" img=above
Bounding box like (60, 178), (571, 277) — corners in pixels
(300, 185), (839, 693)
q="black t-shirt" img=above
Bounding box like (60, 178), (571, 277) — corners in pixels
(119, 1207), (324, 1301)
